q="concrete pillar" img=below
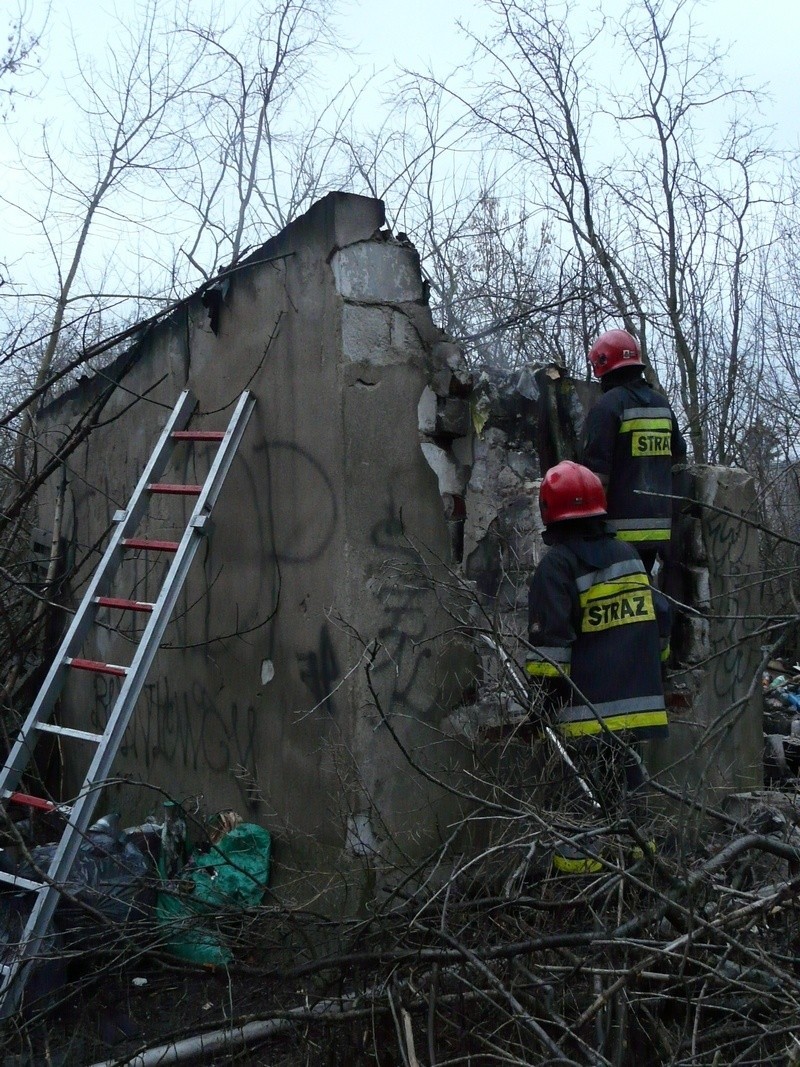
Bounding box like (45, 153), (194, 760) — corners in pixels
(650, 465), (764, 805)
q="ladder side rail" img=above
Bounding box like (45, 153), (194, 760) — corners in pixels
(0, 905), (56, 1016)
(25, 392), (257, 891)
(3, 514), (215, 987)
(0, 391), (197, 796)
(0, 390), (250, 1018)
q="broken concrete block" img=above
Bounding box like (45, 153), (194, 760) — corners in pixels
(497, 466), (522, 494)
(341, 305), (425, 364)
(688, 566), (711, 610)
(436, 397), (471, 439)
(420, 441), (466, 496)
(341, 304), (390, 362)
(433, 340), (469, 372)
(507, 451), (539, 481)
(332, 242), (423, 303)
(417, 386), (438, 436)
(390, 309), (422, 352)
(687, 517), (706, 564)
(683, 614), (711, 663)
(451, 435), (474, 469)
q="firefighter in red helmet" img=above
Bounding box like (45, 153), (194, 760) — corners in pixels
(527, 461), (669, 872)
(582, 329), (687, 575)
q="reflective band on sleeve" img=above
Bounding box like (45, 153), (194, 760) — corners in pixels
(526, 646), (572, 678)
(526, 661), (572, 678)
(660, 640), (671, 663)
(560, 695), (665, 720)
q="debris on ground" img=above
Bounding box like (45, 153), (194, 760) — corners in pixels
(0, 800), (271, 1020)
(763, 659), (800, 780)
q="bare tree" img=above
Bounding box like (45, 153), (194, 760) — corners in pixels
(419, 0), (782, 463)
(0, 1), (42, 121)
(173, 0), (360, 277)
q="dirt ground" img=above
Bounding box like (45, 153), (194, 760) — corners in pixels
(4, 957), (315, 1066)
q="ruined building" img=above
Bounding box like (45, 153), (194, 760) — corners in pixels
(34, 193), (763, 895)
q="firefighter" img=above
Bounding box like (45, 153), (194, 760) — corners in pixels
(526, 461), (669, 872)
(582, 328), (687, 575)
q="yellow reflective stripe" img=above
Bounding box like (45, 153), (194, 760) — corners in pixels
(579, 574), (651, 606)
(553, 853), (603, 874)
(560, 710), (668, 738)
(619, 418), (672, 433)
(660, 642), (671, 663)
(616, 528), (670, 542)
(525, 661), (571, 678)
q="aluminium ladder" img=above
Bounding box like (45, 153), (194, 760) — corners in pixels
(0, 388), (255, 1018)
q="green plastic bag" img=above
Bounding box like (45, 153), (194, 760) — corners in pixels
(156, 823), (271, 965)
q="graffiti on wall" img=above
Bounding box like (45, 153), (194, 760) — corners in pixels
(705, 508), (758, 702)
(369, 498), (432, 717)
(91, 674), (258, 806)
(297, 625), (341, 715)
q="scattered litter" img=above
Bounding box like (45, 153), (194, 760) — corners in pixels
(0, 799), (272, 1007)
(762, 661), (800, 781)
(156, 819), (271, 966)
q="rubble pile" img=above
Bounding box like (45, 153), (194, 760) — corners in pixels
(764, 659), (800, 781)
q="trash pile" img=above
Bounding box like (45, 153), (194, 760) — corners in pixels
(763, 659), (800, 781)
(0, 800), (271, 1008)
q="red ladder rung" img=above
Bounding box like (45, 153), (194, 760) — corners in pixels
(148, 483), (202, 496)
(122, 537), (180, 552)
(7, 792), (61, 812)
(171, 430), (226, 441)
(67, 657), (128, 677)
(94, 596), (154, 613)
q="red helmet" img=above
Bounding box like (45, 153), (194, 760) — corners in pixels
(588, 329), (643, 378)
(539, 461), (607, 524)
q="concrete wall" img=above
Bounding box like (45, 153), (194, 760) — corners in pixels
(649, 465), (764, 801)
(34, 196), (763, 894)
(36, 193), (474, 899)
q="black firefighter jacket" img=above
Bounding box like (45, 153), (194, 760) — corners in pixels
(582, 379), (687, 550)
(526, 526), (669, 741)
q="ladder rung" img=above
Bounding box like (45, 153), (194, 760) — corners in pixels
(35, 723), (104, 743)
(94, 596), (154, 613)
(148, 483), (202, 496)
(6, 792), (60, 812)
(0, 870), (45, 894)
(67, 657), (128, 677)
(122, 538), (180, 552)
(171, 430), (225, 441)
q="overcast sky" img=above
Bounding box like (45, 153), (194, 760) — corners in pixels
(2, 0), (797, 303)
(351, 0), (800, 146)
(22, 0), (800, 150)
